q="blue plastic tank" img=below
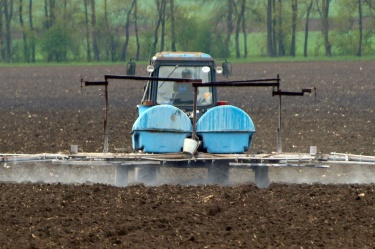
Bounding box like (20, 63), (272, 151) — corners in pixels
(132, 105), (192, 153)
(196, 105), (255, 153)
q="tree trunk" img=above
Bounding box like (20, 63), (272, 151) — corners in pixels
(272, 0), (277, 55)
(120, 0), (136, 61)
(49, 0), (55, 25)
(91, 0), (99, 61)
(19, 0), (29, 62)
(317, 0), (331, 57)
(224, 0), (233, 57)
(83, 0), (91, 62)
(235, 0), (245, 58)
(304, 0), (313, 57)
(44, 0), (55, 61)
(170, 0), (176, 52)
(104, 0), (109, 60)
(160, 0), (166, 52)
(134, 0), (140, 59)
(4, 0), (14, 63)
(62, 0), (67, 21)
(277, 0), (285, 56)
(43, 0), (48, 29)
(267, 0), (274, 56)
(152, 0), (162, 55)
(242, 0), (248, 58)
(290, 0), (297, 57)
(29, 0), (35, 62)
(0, 3), (4, 62)
(357, 0), (363, 56)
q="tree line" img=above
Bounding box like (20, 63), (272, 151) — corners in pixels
(0, 0), (374, 63)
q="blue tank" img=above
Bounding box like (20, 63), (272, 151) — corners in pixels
(196, 105), (255, 153)
(132, 105), (192, 153)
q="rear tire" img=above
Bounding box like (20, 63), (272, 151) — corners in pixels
(254, 166), (270, 188)
(208, 161), (230, 185)
(135, 166), (159, 185)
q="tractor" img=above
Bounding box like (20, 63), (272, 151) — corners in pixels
(125, 52), (267, 186)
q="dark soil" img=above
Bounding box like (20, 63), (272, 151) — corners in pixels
(0, 61), (374, 248)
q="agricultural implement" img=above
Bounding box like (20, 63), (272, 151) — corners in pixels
(1, 52), (375, 187)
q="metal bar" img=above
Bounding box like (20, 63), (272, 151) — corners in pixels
(121, 161), (161, 166)
(212, 78), (280, 84)
(273, 88), (312, 96)
(273, 91), (304, 96)
(52, 160), (113, 166)
(229, 162), (329, 168)
(192, 82), (279, 87)
(277, 75), (282, 153)
(277, 93), (282, 153)
(104, 74), (202, 83)
(323, 161), (375, 166)
(85, 81), (108, 86)
(192, 84), (198, 140)
(103, 84), (109, 153)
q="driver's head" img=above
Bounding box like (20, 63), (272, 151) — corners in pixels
(182, 69), (192, 79)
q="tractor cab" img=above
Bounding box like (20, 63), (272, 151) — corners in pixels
(128, 52), (231, 119)
(128, 52), (254, 155)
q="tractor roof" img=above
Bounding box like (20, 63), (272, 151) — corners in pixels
(152, 52), (214, 62)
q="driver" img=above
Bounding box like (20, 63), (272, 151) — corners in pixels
(174, 69), (193, 92)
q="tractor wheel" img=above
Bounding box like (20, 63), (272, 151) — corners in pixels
(115, 164), (129, 187)
(135, 165), (159, 185)
(208, 161), (230, 185)
(254, 166), (270, 188)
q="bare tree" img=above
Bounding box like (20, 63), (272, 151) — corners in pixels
(83, 0), (91, 62)
(267, 0), (274, 56)
(151, 0), (166, 55)
(0, 1), (4, 62)
(4, 0), (13, 62)
(104, 0), (109, 60)
(304, 0), (314, 57)
(223, 0), (233, 57)
(120, 0), (136, 61)
(316, 0), (331, 56)
(159, 0), (167, 51)
(290, 0), (298, 57)
(43, 0), (56, 61)
(29, 0), (35, 62)
(90, 0), (99, 61)
(267, 0), (286, 57)
(357, 0), (363, 56)
(276, 0), (285, 56)
(43, 0), (55, 29)
(241, 0), (248, 58)
(170, 0), (176, 52)
(272, 0), (277, 55)
(234, 0), (246, 58)
(19, 0), (29, 62)
(134, 0), (141, 58)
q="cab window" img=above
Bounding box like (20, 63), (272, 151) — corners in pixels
(156, 66), (212, 106)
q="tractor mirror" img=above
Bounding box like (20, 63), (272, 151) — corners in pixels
(126, 61), (136, 75)
(222, 62), (232, 77)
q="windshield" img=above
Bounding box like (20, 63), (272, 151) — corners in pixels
(156, 66), (213, 106)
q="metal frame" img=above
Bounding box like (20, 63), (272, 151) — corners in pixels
(83, 74), (314, 153)
(83, 75), (202, 152)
